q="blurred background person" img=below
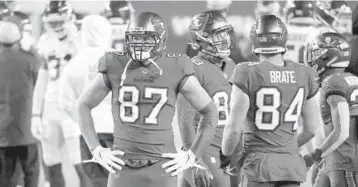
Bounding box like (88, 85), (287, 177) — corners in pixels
(60, 14), (113, 187)
(347, 5), (358, 77)
(101, 0), (134, 51)
(31, 1), (79, 187)
(0, 17), (41, 187)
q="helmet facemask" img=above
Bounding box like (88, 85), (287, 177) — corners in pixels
(126, 30), (163, 62)
(43, 13), (69, 38)
(196, 25), (234, 60)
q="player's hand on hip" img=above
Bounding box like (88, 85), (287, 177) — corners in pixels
(162, 149), (197, 176)
(91, 146), (125, 174)
(31, 116), (43, 141)
(192, 160), (213, 187)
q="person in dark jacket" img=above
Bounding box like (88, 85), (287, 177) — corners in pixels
(0, 17), (41, 187)
(347, 5), (358, 76)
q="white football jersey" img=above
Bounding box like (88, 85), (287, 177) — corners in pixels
(37, 31), (79, 105)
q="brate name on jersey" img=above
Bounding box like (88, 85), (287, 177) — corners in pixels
(270, 71), (296, 84)
(345, 76), (358, 87)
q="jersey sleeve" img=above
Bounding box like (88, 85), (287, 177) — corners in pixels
(177, 54), (195, 91)
(229, 63), (250, 95)
(306, 66), (320, 100)
(323, 75), (349, 100)
(97, 52), (111, 89)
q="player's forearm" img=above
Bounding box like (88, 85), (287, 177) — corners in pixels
(76, 100), (100, 151)
(297, 125), (315, 147)
(222, 119), (243, 156)
(32, 69), (48, 115)
(320, 107), (349, 157)
(189, 101), (218, 158)
(178, 114), (197, 150)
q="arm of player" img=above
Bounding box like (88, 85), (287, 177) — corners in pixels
(76, 73), (125, 174)
(59, 65), (81, 121)
(298, 93), (319, 147)
(76, 73), (110, 151)
(31, 65), (48, 140)
(176, 93), (198, 150)
(222, 85), (248, 156)
(162, 76), (218, 176)
(319, 95), (349, 157)
(179, 76), (218, 158)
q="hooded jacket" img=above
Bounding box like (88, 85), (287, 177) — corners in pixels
(59, 15), (113, 138)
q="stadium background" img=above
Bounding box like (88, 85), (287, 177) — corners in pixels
(11, 1), (358, 186)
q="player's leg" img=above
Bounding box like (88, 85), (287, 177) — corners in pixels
(313, 168), (330, 187)
(326, 170), (348, 187)
(201, 153), (230, 187)
(40, 117), (65, 187)
(65, 135), (94, 187)
(178, 165), (194, 187)
(11, 160), (24, 187)
(0, 147), (17, 187)
(18, 144), (40, 187)
(344, 171), (358, 187)
(107, 159), (177, 187)
(79, 134), (113, 187)
(230, 175), (241, 187)
(178, 171), (192, 187)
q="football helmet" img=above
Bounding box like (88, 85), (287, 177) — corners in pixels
(250, 14), (288, 55)
(42, 0), (74, 36)
(125, 12), (168, 62)
(104, 0), (134, 23)
(306, 32), (350, 76)
(188, 10), (234, 61)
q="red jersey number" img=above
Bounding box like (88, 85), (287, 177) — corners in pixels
(118, 86), (168, 125)
(212, 91), (229, 126)
(255, 87), (305, 131)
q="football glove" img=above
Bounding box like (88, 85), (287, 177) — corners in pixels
(162, 149), (197, 176)
(304, 149), (322, 168)
(89, 146), (125, 174)
(219, 149), (231, 169)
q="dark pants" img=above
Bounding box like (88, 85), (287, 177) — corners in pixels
(0, 144), (39, 187)
(79, 133), (113, 187)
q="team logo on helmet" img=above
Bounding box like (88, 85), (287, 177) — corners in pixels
(189, 14), (209, 31)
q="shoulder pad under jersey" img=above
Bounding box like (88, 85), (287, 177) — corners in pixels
(192, 58), (204, 66)
(107, 51), (125, 56)
(242, 62), (260, 66)
(166, 53), (182, 58)
(286, 60), (308, 66)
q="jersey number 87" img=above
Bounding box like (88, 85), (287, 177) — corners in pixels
(255, 87), (305, 131)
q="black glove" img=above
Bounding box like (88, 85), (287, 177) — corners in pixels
(219, 149), (231, 169)
(304, 149), (322, 168)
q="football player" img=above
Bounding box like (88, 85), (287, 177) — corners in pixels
(76, 12), (218, 187)
(220, 14), (321, 187)
(305, 32), (358, 187)
(177, 10), (235, 187)
(102, 0), (134, 51)
(31, 1), (78, 187)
